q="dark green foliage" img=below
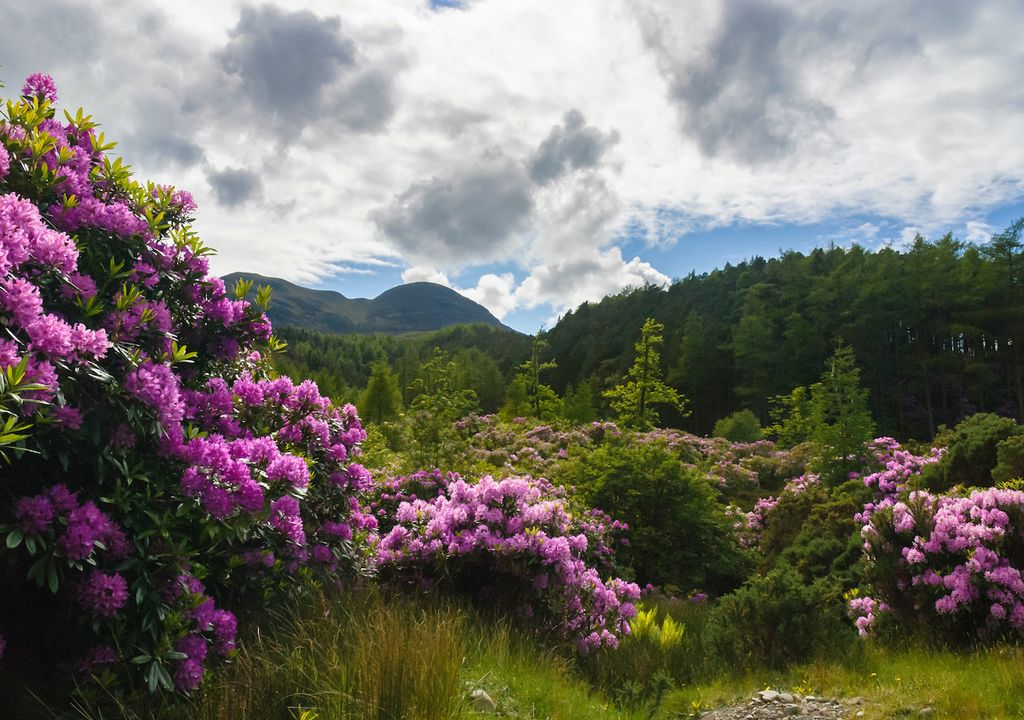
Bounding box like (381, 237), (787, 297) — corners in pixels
(545, 224), (1024, 439)
(808, 342), (876, 481)
(603, 319), (686, 429)
(359, 361), (403, 424)
(222, 273), (509, 334)
(561, 379), (597, 424)
(712, 409), (763, 442)
(452, 348), (504, 413)
(760, 481), (872, 586)
(554, 441), (752, 594)
(705, 566), (854, 671)
(270, 324), (532, 408)
(406, 349), (480, 469)
(924, 413), (1024, 490)
(993, 434), (1024, 483)
(506, 333), (561, 421)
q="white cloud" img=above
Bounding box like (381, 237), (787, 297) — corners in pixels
(401, 265), (451, 285)
(516, 247), (670, 314)
(5, 0), (1024, 324)
(460, 272), (518, 319)
(964, 220), (996, 245)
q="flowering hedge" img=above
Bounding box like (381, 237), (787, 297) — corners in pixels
(0, 75), (373, 697)
(372, 469), (641, 652)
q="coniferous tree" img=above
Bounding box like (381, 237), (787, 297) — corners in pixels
(604, 318), (686, 429)
(809, 341), (876, 477)
(359, 360), (403, 424)
(508, 332), (561, 420)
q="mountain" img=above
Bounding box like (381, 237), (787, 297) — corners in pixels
(221, 272), (511, 335)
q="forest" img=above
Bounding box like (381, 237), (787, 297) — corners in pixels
(277, 223), (1024, 441)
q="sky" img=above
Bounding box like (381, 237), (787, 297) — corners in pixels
(4, 0), (1024, 332)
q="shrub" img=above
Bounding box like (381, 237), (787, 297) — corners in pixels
(372, 470), (641, 652)
(0, 75), (373, 704)
(993, 434), (1024, 484)
(712, 409), (763, 442)
(857, 486), (1024, 641)
(555, 440), (753, 594)
(705, 566), (853, 671)
(925, 413), (1024, 491)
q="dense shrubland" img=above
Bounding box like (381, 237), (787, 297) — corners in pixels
(5, 74), (1024, 720)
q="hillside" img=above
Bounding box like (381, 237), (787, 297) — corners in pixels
(222, 272), (510, 335)
(544, 230), (1024, 439)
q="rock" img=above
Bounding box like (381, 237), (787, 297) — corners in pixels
(919, 708), (935, 718)
(470, 689), (497, 712)
(759, 690), (781, 702)
(783, 703), (802, 715)
(779, 692), (794, 703)
(855, 712), (865, 718)
(804, 696), (816, 702)
(846, 697), (866, 706)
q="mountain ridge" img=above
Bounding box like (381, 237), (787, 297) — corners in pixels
(221, 272), (514, 335)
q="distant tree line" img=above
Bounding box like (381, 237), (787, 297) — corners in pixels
(272, 221), (1024, 441)
(546, 221), (1024, 440)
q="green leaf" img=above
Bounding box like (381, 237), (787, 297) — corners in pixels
(131, 654), (152, 664)
(5, 529), (23, 548)
(47, 561), (59, 593)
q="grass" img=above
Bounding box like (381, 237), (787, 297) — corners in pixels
(184, 589), (467, 720)
(69, 587), (643, 720)
(462, 621), (645, 720)
(66, 590), (1024, 720)
(662, 642), (1024, 719)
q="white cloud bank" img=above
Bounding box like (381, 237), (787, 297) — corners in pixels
(4, 0), (1023, 319)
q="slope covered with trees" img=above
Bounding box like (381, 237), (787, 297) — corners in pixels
(546, 230), (1024, 439)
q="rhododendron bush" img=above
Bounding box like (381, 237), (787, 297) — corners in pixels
(0, 75), (374, 698)
(372, 469), (640, 652)
(845, 435), (1024, 638)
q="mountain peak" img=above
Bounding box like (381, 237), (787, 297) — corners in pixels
(221, 273), (511, 335)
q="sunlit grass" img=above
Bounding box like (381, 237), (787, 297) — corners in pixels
(662, 642), (1024, 719)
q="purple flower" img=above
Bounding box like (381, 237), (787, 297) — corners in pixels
(77, 570), (129, 619)
(173, 635), (207, 692)
(14, 494), (53, 534)
(76, 645), (118, 676)
(267, 454), (309, 489)
(51, 405), (83, 429)
(22, 73), (58, 103)
(210, 609), (237, 656)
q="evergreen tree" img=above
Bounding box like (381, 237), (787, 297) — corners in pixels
(453, 348), (505, 413)
(561, 378), (597, 423)
(509, 332), (561, 420)
(359, 360), (403, 424)
(604, 318), (687, 429)
(810, 341), (876, 474)
(407, 348), (479, 468)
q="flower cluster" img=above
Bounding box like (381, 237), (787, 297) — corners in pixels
(855, 437), (944, 524)
(741, 473), (821, 547)
(858, 486), (1024, 638)
(0, 75), (368, 697)
(373, 470), (640, 651)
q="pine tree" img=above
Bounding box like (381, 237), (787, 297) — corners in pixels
(809, 341), (875, 477)
(604, 318), (687, 429)
(359, 360), (403, 424)
(507, 332), (560, 420)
